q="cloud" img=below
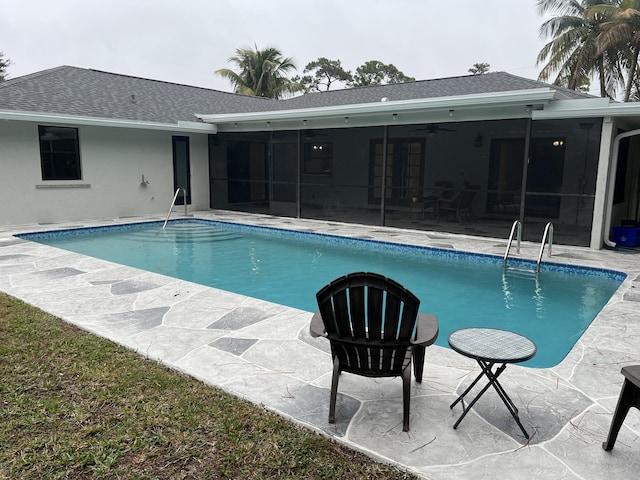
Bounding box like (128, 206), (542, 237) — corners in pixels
(1, 0), (547, 92)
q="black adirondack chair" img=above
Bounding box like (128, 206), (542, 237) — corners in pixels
(603, 365), (640, 451)
(310, 272), (439, 431)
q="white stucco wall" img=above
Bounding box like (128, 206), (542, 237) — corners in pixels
(0, 120), (210, 225)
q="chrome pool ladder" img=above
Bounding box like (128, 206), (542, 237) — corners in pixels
(503, 221), (553, 272)
(162, 188), (187, 230)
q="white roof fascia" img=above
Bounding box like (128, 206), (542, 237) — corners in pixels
(176, 120), (217, 132)
(532, 98), (640, 119)
(0, 110), (217, 133)
(195, 88), (557, 124)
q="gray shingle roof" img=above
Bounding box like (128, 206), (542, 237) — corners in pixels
(0, 66), (275, 123)
(278, 71), (593, 110)
(0, 66), (594, 124)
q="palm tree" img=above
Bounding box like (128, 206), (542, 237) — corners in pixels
(536, 0), (623, 98)
(215, 45), (301, 99)
(0, 51), (11, 82)
(593, 0), (640, 101)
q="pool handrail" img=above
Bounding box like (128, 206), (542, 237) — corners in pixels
(503, 220), (522, 267)
(536, 222), (553, 272)
(162, 188), (187, 230)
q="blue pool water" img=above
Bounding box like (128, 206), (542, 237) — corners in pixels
(20, 219), (625, 368)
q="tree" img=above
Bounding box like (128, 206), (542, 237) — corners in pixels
(628, 72), (640, 99)
(349, 60), (415, 87)
(294, 57), (353, 92)
(536, 0), (623, 98)
(593, 0), (640, 101)
(468, 62), (490, 74)
(0, 51), (11, 82)
(215, 45), (302, 99)
(556, 71), (593, 92)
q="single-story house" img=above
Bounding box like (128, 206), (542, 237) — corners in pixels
(2, 65), (640, 249)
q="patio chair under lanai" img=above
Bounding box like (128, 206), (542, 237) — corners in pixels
(437, 185), (480, 223)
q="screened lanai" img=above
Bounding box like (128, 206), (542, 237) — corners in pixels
(208, 117), (604, 247)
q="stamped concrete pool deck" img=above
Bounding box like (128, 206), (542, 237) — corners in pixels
(1, 210), (640, 479)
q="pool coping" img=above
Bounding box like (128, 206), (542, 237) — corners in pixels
(2, 210), (640, 479)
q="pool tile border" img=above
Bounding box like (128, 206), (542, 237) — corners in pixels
(18, 217), (627, 282)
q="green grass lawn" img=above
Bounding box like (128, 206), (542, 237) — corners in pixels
(0, 293), (414, 479)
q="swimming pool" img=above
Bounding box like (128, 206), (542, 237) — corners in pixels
(19, 219), (625, 368)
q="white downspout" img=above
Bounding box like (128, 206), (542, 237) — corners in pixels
(602, 127), (640, 248)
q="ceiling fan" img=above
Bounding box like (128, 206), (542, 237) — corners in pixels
(301, 129), (329, 139)
(414, 124), (457, 135)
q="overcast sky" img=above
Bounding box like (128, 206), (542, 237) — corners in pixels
(1, 0), (558, 93)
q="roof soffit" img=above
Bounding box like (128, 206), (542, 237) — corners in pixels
(532, 98), (640, 119)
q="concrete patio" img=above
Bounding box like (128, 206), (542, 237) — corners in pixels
(1, 210), (639, 479)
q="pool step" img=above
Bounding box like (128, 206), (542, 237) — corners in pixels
(127, 223), (242, 243)
(502, 267), (539, 279)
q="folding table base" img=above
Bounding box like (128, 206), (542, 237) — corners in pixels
(450, 360), (530, 439)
